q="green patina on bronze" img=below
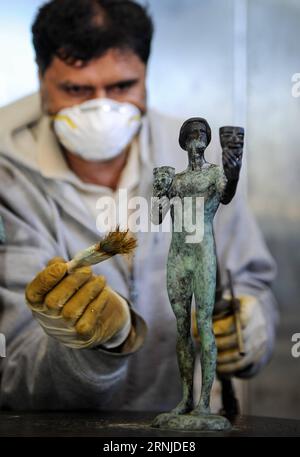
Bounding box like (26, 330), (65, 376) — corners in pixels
(151, 118), (244, 431)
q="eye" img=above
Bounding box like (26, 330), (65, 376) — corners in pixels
(118, 82), (134, 90)
(62, 84), (93, 97)
(107, 80), (138, 95)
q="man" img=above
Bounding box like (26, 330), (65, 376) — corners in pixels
(0, 0), (277, 411)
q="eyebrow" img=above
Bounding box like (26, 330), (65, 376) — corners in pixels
(58, 78), (139, 90)
(58, 81), (93, 90)
(106, 78), (139, 90)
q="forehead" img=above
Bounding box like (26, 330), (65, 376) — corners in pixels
(221, 126), (244, 135)
(44, 48), (145, 85)
(186, 121), (207, 132)
(155, 167), (173, 175)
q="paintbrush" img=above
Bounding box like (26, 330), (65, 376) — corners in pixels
(66, 227), (137, 273)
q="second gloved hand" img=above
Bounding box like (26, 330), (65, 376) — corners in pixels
(213, 295), (268, 375)
(25, 257), (132, 350)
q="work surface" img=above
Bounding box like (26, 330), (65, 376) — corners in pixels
(0, 411), (299, 437)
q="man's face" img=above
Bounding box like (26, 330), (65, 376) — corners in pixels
(186, 121), (208, 150)
(39, 48), (147, 115)
(220, 126), (244, 150)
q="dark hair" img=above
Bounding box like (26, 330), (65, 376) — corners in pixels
(179, 117), (212, 150)
(32, 0), (154, 73)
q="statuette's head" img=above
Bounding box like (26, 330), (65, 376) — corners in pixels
(179, 117), (211, 153)
(219, 126), (244, 151)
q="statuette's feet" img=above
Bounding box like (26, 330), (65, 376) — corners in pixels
(170, 398), (194, 415)
(152, 398), (193, 428)
(189, 403), (210, 416)
(151, 413), (174, 428)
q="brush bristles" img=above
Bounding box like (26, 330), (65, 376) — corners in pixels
(98, 227), (137, 256)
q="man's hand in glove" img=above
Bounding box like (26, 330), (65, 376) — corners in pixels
(25, 257), (132, 350)
(192, 295), (268, 376)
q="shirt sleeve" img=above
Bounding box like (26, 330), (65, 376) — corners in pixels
(0, 157), (142, 410)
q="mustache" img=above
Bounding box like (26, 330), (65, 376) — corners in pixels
(187, 138), (206, 150)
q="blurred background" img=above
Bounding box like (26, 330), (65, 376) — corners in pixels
(0, 0), (299, 418)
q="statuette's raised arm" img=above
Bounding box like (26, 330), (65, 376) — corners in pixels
(219, 126), (244, 205)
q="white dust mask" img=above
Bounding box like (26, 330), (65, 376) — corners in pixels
(53, 98), (142, 161)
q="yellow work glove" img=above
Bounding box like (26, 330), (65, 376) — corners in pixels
(192, 295), (267, 376)
(25, 257), (132, 350)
